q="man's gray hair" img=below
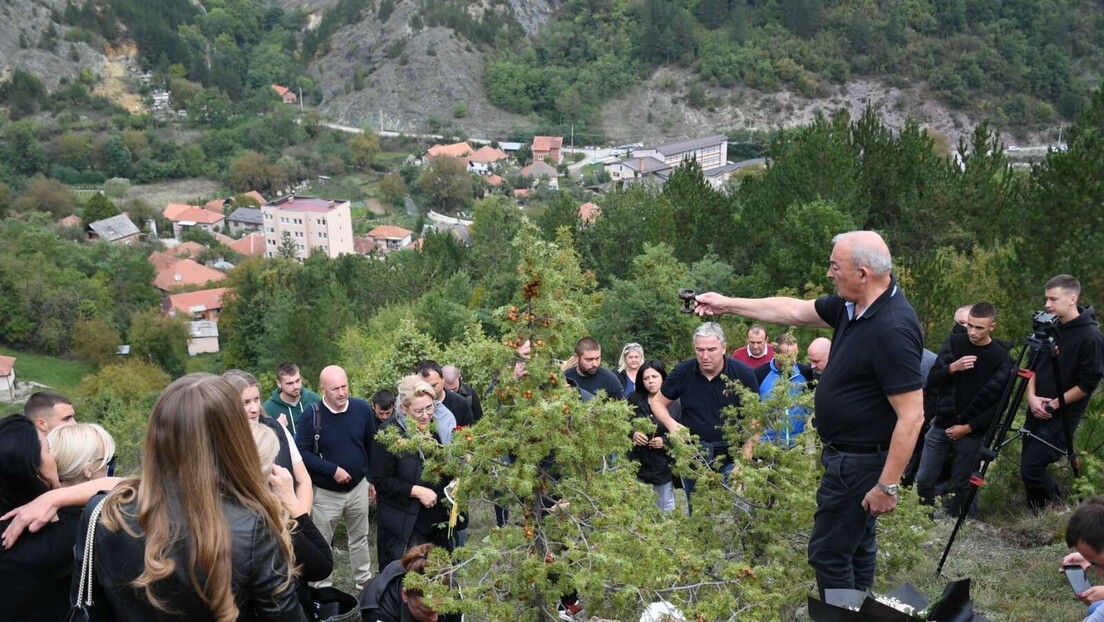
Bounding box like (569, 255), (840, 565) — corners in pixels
(833, 231), (892, 276)
(693, 322), (726, 344)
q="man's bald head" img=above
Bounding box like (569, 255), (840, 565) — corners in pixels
(319, 365), (349, 410)
(807, 337), (831, 373)
(442, 364), (461, 391)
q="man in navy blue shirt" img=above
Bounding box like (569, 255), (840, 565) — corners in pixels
(296, 364), (377, 589)
(692, 230), (925, 599)
(652, 322), (759, 508)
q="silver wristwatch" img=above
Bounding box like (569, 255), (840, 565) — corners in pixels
(877, 482), (899, 496)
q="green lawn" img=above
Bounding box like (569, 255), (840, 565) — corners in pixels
(0, 346), (94, 398)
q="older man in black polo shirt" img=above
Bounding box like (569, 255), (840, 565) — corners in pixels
(652, 322), (759, 509)
(692, 230), (925, 598)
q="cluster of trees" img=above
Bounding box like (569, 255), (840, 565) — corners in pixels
(484, 0), (1102, 135)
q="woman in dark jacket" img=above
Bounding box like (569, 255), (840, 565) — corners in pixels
(372, 376), (453, 570)
(73, 373), (306, 622)
(0, 414), (73, 622)
(628, 360), (681, 513)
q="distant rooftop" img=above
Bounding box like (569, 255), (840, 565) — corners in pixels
(650, 134), (728, 156)
(227, 206), (263, 225)
(263, 195), (349, 214)
(87, 213), (140, 241)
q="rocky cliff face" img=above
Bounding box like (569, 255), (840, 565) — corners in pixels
(0, 0), (107, 89)
(302, 0), (548, 136)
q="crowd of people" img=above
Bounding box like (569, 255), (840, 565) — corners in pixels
(1, 229), (1102, 620)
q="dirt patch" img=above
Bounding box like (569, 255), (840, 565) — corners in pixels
(93, 42), (145, 115)
(365, 198), (385, 215)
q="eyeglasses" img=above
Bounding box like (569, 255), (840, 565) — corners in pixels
(409, 405), (435, 417)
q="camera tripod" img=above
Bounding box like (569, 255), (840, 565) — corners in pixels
(936, 330), (1078, 574)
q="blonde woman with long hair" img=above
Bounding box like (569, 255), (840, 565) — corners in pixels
(72, 373), (306, 621)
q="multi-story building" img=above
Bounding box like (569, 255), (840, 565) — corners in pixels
(261, 195), (354, 260)
(631, 135), (728, 171)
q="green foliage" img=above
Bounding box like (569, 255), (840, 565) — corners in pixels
(0, 71), (48, 119)
(70, 317), (122, 367)
(76, 360), (170, 475)
(81, 193), (120, 228)
(128, 309), (189, 377)
(416, 156), (474, 214)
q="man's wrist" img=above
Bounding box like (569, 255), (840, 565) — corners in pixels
(876, 482), (899, 496)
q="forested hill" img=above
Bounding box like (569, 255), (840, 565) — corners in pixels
(2, 0), (1101, 142)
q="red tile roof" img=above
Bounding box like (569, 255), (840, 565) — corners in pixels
(367, 225), (413, 240)
(165, 287), (228, 316)
(242, 190), (266, 204)
(0, 355), (15, 376)
(164, 203), (198, 220)
(427, 142), (474, 158)
(171, 241), (208, 259)
(169, 206), (225, 225)
(353, 235), (376, 255)
(211, 231), (235, 246)
(468, 146), (508, 163)
(532, 136), (563, 152)
(514, 189), (530, 198)
(229, 232), (265, 257)
(149, 251), (226, 291)
(486, 174), (504, 186)
(264, 196), (347, 213)
(271, 84), (291, 97)
(57, 215), (82, 227)
(204, 198), (227, 212)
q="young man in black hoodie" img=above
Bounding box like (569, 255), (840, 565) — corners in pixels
(917, 302), (1013, 517)
(1022, 275), (1104, 510)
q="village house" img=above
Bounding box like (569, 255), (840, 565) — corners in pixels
(426, 142), (474, 159)
(271, 84), (297, 104)
(365, 224), (414, 253)
(0, 355), (15, 400)
(169, 241), (208, 259)
(520, 160), (560, 190)
(226, 206), (264, 234)
(86, 213), (141, 245)
(229, 232), (266, 257)
(261, 195), (354, 260)
(163, 287), (227, 321)
(532, 136), (563, 164)
(467, 145), (508, 175)
(149, 251), (227, 292)
(187, 320), (220, 356)
(163, 203), (226, 239)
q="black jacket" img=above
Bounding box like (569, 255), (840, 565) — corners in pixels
(72, 493), (307, 622)
(1030, 306), (1104, 423)
(370, 417), (449, 569)
(0, 506), (81, 622)
(627, 394), (681, 486)
(927, 333), (1013, 436)
(357, 559), (407, 622)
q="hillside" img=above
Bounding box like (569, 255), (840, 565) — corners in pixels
(1, 0), (1100, 146)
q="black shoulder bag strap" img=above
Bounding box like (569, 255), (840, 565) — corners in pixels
(312, 402), (323, 460)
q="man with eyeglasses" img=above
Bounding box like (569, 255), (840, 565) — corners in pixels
(1062, 497), (1104, 612)
(296, 365), (378, 590)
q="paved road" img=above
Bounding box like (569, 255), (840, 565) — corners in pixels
(319, 120), (492, 145)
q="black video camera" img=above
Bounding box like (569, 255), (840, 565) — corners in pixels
(1031, 310), (1061, 340)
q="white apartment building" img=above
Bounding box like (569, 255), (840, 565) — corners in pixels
(261, 195), (354, 260)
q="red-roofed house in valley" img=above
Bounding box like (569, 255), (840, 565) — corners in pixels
(261, 195), (354, 260)
(163, 287), (227, 321)
(579, 202), (600, 223)
(241, 190), (266, 205)
(271, 84), (297, 104)
(58, 215), (82, 228)
(204, 198), (228, 212)
(486, 174), (504, 187)
(170, 241), (207, 259)
(467, 146), (508, 174)
(0, 355), (16, 400)
(365, 224), (414, 253)
(149, 251), (227, 292)
(165, 204), (225, 238)
(532, 136), (563, 163)
(427, 142), (474, 159)
(230, 232), (265, 257)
